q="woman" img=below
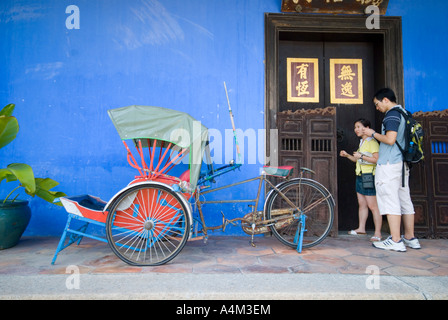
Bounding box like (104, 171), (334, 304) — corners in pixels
(340, 118), (382, 242)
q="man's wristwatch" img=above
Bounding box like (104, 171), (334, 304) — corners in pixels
(371, 131), (376, 138)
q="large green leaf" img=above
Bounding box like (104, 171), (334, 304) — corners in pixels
(0, 104), (15, 117)
(0, 104), (18, 149)
(0, 115), (19, 149)
(1, 103), (66, 205)
(29, 178), (66, 205)
(4, 163), (36, 194)
(0, 168), (17, 183)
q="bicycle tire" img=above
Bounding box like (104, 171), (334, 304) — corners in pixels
(265, 179), (334, 249)
(106, 183), (190, 266)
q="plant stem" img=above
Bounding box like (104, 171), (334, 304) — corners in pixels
(3, 185), (22, 203)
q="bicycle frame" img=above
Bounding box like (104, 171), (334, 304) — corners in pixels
(194, 167), (302, 244)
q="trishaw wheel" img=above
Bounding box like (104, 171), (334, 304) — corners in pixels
(106, 184), (190, 266)
(265, 179), (334, 249)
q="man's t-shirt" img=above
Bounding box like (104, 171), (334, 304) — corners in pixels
(377, 105), (406, 165)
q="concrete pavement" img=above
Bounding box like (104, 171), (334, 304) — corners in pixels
(1, 235), (448, 300)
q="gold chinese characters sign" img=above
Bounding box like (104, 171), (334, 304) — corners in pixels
(281, 0), (389, 15)
(287, 58), (319, 103)
(330, 59), (363, 104)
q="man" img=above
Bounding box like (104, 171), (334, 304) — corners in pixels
(362, 88), (421, 252)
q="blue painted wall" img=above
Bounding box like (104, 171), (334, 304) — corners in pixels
(387, 0), (448, 110)
(1, 0), (447, 237)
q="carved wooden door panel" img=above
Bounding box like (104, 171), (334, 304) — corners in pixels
(411, 112), (448, 238)
(276, 107), (338, 235)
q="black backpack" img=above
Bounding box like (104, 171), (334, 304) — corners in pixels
(393, 107), (424, 186)
(393, 107), (424, 165)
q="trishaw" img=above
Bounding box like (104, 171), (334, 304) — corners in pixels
(54, 104), (334, 266)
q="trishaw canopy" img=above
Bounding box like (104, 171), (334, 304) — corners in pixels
(108, 105), (209, 189)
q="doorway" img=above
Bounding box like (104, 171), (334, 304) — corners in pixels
(265, 14), (404, 232)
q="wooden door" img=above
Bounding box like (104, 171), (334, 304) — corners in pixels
(265, 14), (404, 234)
(278, 39), (376, 231)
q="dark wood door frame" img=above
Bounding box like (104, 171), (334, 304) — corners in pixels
(265, 13), (404, 154)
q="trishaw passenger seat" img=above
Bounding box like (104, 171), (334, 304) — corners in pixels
(262, 166), (294, 178)
(179, 169), (190, 182)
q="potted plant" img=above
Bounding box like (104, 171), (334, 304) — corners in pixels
(0, 103), (66, 249)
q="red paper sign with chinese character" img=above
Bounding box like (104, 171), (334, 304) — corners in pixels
(330, 59), (363, 104)
(287, 58), (319, 103)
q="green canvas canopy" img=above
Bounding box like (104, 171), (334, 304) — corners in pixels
(108, 105), (209, 189)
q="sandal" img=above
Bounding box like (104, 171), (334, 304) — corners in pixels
(370, 236), (381, 242)
(348, 230), (366, 235)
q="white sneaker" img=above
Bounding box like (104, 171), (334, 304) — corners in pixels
(401, 236), (421, 249)
(372, 236), (406, 252)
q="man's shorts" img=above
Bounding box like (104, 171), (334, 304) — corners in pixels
(375, 161), (415, 216)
